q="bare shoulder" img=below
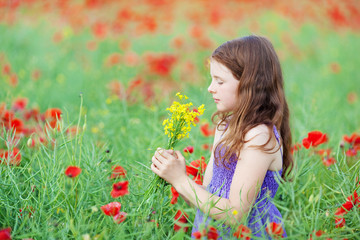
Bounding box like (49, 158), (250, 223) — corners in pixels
(243, 124), (275, 148)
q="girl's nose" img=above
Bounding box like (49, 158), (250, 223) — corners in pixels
(208, 82), (215, 94)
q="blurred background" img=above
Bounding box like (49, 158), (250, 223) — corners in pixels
(0, 0), (359, 145)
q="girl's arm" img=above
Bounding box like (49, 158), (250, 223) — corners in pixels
(151, 125), (278, 226)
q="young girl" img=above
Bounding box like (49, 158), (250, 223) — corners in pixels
(151, 35), (293, 239)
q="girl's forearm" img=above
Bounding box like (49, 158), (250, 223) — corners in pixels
(173, 175), (242, 226)
(177, 184), (206, 207)
(178, 192), (193, 207)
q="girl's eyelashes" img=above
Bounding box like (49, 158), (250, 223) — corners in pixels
(215, 79), (223, 85)
(211, 78), (223, 85)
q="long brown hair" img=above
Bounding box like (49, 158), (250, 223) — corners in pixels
(211, 35), (293, 179)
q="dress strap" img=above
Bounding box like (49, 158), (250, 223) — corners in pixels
(273, 125), (283, 158)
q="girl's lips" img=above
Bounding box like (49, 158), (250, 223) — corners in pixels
(213, 98), (220, 103)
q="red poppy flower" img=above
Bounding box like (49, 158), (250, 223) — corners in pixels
(207, 226), (219, 240)
(265, 222), (284, 238)
(348, 191), (360, 205)
(345, 148), (358, 157)
(170, 186), (179, 204)
(2, 64), (11, 75)
(302, 131), (328, 149)
(344, 133), (360, 145)
(9, 74), (18, 87)
(146, 53), (176, 76)
(335, 217), (345, 228)
(66, 126), (79, 137)
(111, 181), (129, 198)
(189, 25), (203, 39)
(171, 36), (184, 49)
(116, 8), (134, 21)
(105, 53), (122, 67)
(347, 92), (357, 104)
(183, 146), (194, 154)
(290, 143), (302, 154)
(0, 227), (11, 240)
(45, 119), (60, 131)
(12, 97), (28, 111)
(335, 206), (348, 216)
(101, 202), (122, 216)
(1, 110), (14, 125)
(343, 200), (355, 212)
(44, 108), (62, 120)
(334, 191), (359, 226)
(329, 62), (341, 74)
(316, 149), (331, 156)
(92, 21), (107, 39)
(192, 231), (203, 239)
(200, 123), (215, 137)
(23, 108), (41, 121)
(113, 211), (127, 224)
(192, 109), (200, 123)
(328, 6), (347, 27)
(233, 224), (251, 239)
(123, 51), (139, 67)
(193, 174), (203, 185)
(309, 230), (325, 240)
(109, 165), (127, 179)
(202, 144), (210, 150)
(314, 230), (325, 237)
(139, 15), (157, 33)
(186, 157), (207, 176)
(64, 166), (82, 178)
(174, 210), (189, 232)
(0, 148), (21, 165)
(10, 118), (23, 134)
(322, 157), (336, 167)
(126, 77), (143, 95)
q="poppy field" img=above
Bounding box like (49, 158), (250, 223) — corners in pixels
(1, 0), (360, 239)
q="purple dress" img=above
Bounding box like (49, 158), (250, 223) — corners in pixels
(191, 125), (287, 239)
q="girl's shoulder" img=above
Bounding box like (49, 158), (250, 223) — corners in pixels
(243, 124), (274, 148)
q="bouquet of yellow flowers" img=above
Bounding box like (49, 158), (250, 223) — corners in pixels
(138, 92), (204, 221)
(163, 92), (205, 149)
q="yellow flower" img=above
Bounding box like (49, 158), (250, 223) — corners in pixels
(163, 92), (205, 148)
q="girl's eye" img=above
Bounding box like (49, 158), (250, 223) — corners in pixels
(218, 82), (223, 85)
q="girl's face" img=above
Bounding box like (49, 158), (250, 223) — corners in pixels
(208, 60), (240, 113)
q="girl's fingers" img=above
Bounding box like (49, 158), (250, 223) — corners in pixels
(174, 150), (185, 162)
(155, 149), (165, 160)
(153, 153), (163, 164)
(152, 156), (164, 170)
(167, 149), (174, 155)
(151, 163), (160, 175)
(155, 149), (175, 161)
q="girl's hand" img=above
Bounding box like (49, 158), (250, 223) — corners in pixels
(151, 148), (187, 186)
